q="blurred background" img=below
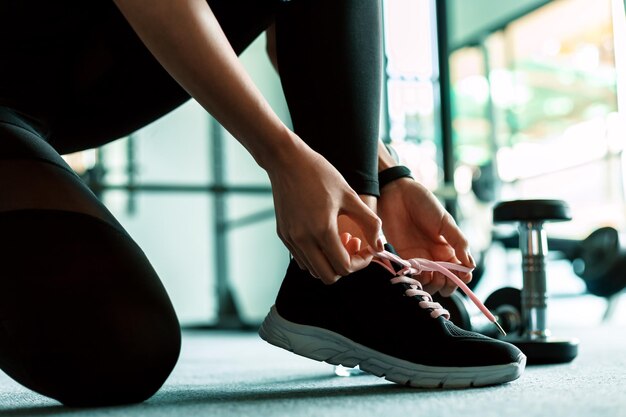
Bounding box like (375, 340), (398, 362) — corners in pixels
(62, 0), (626, 329)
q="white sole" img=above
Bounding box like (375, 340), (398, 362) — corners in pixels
(259, 306), (526, 388)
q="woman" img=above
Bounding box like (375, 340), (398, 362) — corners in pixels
(0, 0), (523, 407)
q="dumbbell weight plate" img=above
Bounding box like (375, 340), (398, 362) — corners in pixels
(485, 289), (579, 364)
(484, 287), (522, 336)
(484, 287), (521, 313)
(509, 338), (579, 365)
(493, 199), (571, 223)
(576, 227), (626, 298)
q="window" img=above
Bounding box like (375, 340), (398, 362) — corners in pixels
(450, 0), (626, 237)
(383, 0), (442, 191)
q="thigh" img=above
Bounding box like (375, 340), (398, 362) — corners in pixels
(0, 111), (181, 406)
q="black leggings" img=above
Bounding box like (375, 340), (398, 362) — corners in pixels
(0, 0), (382, 406)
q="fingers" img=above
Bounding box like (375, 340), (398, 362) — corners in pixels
(343, 234), (362, 255)
(341, 194), (383, 252)
(340, 233), (374, 271)
(278, 230), (317, 276)
(423, 271), (457, 296)
(280, 226), (374, 285)
(421, 272), (440, 295)
(438, 276), (458, 297)
(341, 233), (375, 262)
(439, 213), (475, 269)
(307, 245), (343, 284)
(286, 240), (342, 284)
(439, 269), (473, 297)
(313, 230), (375, 284)
(318, 222), (379, 283)
(421, 268), (472, 297)
(321, 226), (354, 278)
(280, 231), (342, 283)
(278, 193), (380, 284)
(313, 194), (381, 283)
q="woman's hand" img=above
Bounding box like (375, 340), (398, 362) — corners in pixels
(378, 178), (475, 296)
(268, 137), (381, 284)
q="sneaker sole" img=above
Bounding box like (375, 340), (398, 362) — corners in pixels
(259, 306), (526, 388)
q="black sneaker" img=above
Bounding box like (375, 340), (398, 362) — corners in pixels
(259, 246), (526, 388)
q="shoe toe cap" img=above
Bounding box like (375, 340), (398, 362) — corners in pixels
(442, 320), (524, 366)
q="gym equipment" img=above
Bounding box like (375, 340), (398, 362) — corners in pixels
(575, 227), (626, 298)
(493, 226), (626, 298)
(493, 199), (579, 364)
(440, 200), (579, 364)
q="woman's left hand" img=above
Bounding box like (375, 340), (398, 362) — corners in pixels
(377, 177), (475, 296)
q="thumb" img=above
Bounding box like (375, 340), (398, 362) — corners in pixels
(342, 196), (383, 252)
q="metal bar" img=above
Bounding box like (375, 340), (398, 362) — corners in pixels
(126, 134), (137, 215)
(519, 222), (549, 339)
(434, 0), (457, 218)
(211, 118), (244, 329)
(88, 148), (107, 201)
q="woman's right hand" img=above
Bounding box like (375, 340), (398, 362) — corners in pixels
(267, 136), (382, 284)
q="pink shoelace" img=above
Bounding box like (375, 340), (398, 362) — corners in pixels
(368, 247), (506, 336)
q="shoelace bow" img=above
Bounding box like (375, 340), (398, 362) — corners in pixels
(368, 247), (506, 336)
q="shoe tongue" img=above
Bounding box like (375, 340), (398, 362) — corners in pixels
(384, 242), (397, 253)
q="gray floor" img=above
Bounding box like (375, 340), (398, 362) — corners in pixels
(0, 304), (625, 417)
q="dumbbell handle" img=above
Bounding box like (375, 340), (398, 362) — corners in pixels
(519, 222), (550, 339)
(493, 233), (581, 261)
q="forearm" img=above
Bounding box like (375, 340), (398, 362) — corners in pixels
(113, 0), (295, 171)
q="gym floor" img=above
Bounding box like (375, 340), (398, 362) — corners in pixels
(0, 293), (624, 417)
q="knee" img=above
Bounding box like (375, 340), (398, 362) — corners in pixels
(12, 315), (182, 407)
(56, 331), (181, 407)
(10, 271), (183, 407)
(0, 210), (182, 407)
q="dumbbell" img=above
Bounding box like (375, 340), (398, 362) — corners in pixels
(494, 200), (579, 363)
(438, 200), (579, 364)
